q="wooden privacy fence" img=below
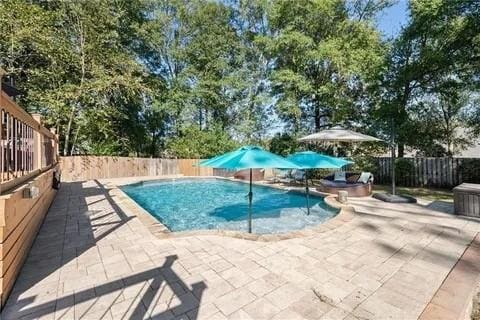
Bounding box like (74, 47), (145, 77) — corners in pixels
(178, 159), (214, 176)
(60, 157), (227, 181)
(60, 157), (181, 181)
(178, 159), (237, 177)
(375, 157), (480, 188)
(60, 156), (270, 182)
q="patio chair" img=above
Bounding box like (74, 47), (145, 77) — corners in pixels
(279, 169), (305, 184)
(266, 169), (292, 183)
(293, 170), (306, 183)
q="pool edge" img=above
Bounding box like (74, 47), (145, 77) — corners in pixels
(104, 176), (357, 242)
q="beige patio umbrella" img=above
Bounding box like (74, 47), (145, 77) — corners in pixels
(298, 126), (383, 143)
(298, 126), (395, 195)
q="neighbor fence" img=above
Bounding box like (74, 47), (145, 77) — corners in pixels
(60, 156), (269, 182)
(375, 157), (480, 188)
(59, 157), (241, 181)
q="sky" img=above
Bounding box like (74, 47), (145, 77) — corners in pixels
(377, 0), (410, 38)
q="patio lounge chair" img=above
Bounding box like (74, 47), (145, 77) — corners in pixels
(317, 172), (374, 197)
(293, 170), (306, 183)
(267, 169), (292, 183)
(279, 169), (305, 184)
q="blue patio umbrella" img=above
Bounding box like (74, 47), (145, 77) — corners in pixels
(199, 145), (300, 233)
(287, 151), (353, 215)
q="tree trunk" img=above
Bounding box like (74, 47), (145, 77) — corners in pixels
(63, 106), (76, 156)
(151, 131), (157, 157)
(314, 104), (321, 131)
(398, 144), (404, 158)
(64, 12), (85, 156)
(70, 125), (81, 155)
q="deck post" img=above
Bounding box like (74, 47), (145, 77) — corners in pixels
(32, 114), (43, 170)
(0, 69), (3, 194)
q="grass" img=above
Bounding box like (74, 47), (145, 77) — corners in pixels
(303, 179), (453, 201)
(373, 184), (453, 201)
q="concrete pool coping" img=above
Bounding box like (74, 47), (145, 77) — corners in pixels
(102, 175), (357, 242)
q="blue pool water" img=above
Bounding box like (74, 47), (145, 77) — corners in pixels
(122, 178), (338, 234)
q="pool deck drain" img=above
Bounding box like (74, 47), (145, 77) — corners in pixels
(2, 176), (480, 320)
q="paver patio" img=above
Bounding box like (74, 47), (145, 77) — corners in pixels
(2, 179), (480, 320)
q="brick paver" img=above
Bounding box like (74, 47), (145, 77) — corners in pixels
(419, 234), (480, 320)
(2, 179), (480, 320)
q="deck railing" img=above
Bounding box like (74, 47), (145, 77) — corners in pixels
(0, 88), (58, 193)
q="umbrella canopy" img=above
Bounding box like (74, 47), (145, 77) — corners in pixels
(199, 145), (301, 170)
(298, 126), (383, 143)
(199, 146), (300, 233)
(287, 151), (353, 169)
(198, 151), (236, 167)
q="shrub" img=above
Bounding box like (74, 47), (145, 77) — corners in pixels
(268, 133), (299, 157)
(459, 159), (480, 184)
(395, 158), (415, 186)
(351, 155), (378, 174)
(349, 142), (387, 176)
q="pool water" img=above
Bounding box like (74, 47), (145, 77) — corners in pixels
(122, 178), (338, 234)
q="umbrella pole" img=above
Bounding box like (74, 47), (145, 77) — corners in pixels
(248, 168), (253, 233)
(391, 117), (396, 196)
(305, 170), (310, 215)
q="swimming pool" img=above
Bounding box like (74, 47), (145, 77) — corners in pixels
(121, 178), (339, 234)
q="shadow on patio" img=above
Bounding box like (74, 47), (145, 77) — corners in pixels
(351, 200), (480, 224)
(352, 204), (479, 273)
(1, 180), (207, 319)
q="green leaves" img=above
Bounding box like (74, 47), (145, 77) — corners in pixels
(378, 0), (480, 156)
(0, 0), (152, 155)
(166, 125), (239, 158)
(2, 0), (477, 158)
(268, 133), (300, 157)
(269, 0), (386, 132)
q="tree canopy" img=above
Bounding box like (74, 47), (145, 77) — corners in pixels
(0, 0), (478, 158)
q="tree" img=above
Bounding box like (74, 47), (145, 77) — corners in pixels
(227, 0), (275, 143)
(184, 1), (243, 129)
(166, 125), (239, 158)
(268, 133), (299, 157)
(466, 97), (480, 137)
(348, 0), (395, 22)
(2, 0), (477, 159)
(137, 0), (194, 137)
(0, 0), (151, 156)
(267, 0), (386, 133)
(379, 0), (480, 156)
(54, 0), (150, 155)
(138, 0), (246, 148)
